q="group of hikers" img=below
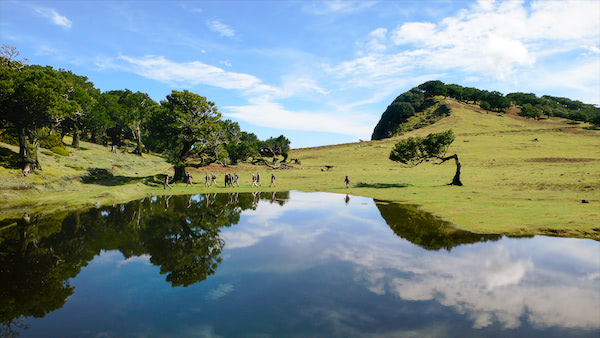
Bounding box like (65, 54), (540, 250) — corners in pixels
(164, 171), (350, 189)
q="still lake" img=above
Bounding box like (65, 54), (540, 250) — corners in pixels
(1, 191), (599, 337)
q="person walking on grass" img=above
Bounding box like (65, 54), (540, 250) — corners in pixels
(211, 173), (217, 186)
(270, 173), (276, 187)
(186, 172), (193, 187)
(164, 174), (172, 189)
(234, 173), (240, 187)
(251, 173), (257, 187)
(205, 173), (210, 187)
(344, 175), (350, 189)
(256, 172), (262, 186)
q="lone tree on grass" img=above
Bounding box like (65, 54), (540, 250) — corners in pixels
(389, 129), (463, 186)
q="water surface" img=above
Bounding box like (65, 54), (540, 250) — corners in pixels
(1, 191), (598, 337)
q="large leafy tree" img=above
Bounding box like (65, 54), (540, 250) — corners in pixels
(259, 135), (291, 162)
(0, 54), (79, 173)
(147, 90), (223, 181)
(117, 89), (158, 156)
(389, 129), (463, 186)
(58, 70), (98, 148)
(85, 91), (119, 145)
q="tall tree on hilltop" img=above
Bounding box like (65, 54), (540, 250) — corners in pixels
(389, 130), (463, 186)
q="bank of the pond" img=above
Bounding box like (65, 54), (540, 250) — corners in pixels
(1, 100), (599, 239)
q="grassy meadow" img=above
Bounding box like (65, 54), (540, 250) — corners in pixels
(1, 98), (599, 239)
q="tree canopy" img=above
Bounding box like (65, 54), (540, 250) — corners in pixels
(390, 130), (463, 186)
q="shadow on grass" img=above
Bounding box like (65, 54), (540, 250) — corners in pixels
(67, 145), (89, 151)
(0, 146), (20, 169)
(81, 168), (162, 187)
(355, 182), (411, 189)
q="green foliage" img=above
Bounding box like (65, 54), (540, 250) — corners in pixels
(589, 113), (600, 128)
(394, 88), (425, 110)
(519, 103), (542, 119)
(145, 90), (224, 177)
(446, 84), (463, 101)
(390, 130), (455, 166)
(50, 146), (70, 156)
(418, 80), (447, 97)
(480, 101), (491, 111)
(39, 130), (63, 150)
(0, 57), (82, 171)
(259, 135), (291, 161)
(372, 102), (411, 139)
(227, 141), (258, 164)
(484, 91), (510, 111)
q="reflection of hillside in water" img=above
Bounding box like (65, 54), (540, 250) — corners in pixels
(0, 192), (289, 335)
(374, 200), (501, 250)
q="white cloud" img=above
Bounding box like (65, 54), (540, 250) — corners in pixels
(326, 0), (599, 105)
(33, 6), (72, 28)
(206, 19), (235, 38)
(357, 28), (388, 54)
(223, 100), (371, 137)
(523, 58), (600, 104)
(107, 54), (371, 137)
(329, 238), (600, 330)
(206, 283), (235, 301)
(117, 55), (273, 92)
(119, 254), (151, 266)
(391, 22), (437, 46)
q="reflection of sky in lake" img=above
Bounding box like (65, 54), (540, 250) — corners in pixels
(24, 191), (600, 337)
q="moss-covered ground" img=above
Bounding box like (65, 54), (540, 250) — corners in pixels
(1, 98), (598, 239)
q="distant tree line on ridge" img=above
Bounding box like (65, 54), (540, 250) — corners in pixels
(372, 80), (600, 140)
(0, 45), (290, 180)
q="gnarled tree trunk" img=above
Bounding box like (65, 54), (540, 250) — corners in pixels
(439, 154), (463, 186)
(18, 127), (41, 175)
(72, 124), (80, 148)
(173, 164), (186, 182)
(131, 122), (143, 156)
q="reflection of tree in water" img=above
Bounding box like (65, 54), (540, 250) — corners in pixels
(0, 213), (76, 337)
(0, 192), (289, 335)
(374, 200), (501, 251)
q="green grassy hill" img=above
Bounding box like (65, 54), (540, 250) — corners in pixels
(288, 98), (599, 238)
(1, 98), (599, 238)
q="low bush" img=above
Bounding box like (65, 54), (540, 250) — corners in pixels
(51, 146), (70, 156)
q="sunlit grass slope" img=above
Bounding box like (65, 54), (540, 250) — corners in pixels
(0, 139), (172, 215)
(1, 97), (598, 239)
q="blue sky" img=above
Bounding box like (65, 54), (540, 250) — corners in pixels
(1, 0), (599, 148)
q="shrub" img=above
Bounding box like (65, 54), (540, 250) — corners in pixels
(50, 146), (70, 156)
(39, 130), (63, 149)
(480, 101), (491, 111)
